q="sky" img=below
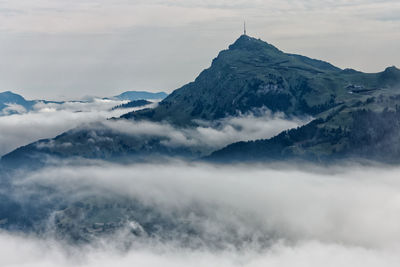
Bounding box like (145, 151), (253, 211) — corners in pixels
(0, 0), (399, 100)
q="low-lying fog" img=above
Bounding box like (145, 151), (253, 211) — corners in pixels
(0, 101), (306, 156)
(3, 160), (400, 266)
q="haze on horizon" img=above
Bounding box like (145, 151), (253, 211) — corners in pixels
(0, 0), (399, 100)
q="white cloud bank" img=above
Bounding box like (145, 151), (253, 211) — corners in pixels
(1, 232), (400, 267)
(23, 162), (400, 248)
(4, 162), (400, 266)
(0, 103), (27, 115)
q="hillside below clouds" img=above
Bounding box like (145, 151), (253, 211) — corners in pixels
(2, 35), (400, 165)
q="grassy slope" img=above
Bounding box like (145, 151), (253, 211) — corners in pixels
(208, 84), (400, 162)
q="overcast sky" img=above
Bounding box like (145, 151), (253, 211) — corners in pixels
(0, 0), (399, 100)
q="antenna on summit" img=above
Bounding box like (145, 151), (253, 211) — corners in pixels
(243, 21), (247, 36)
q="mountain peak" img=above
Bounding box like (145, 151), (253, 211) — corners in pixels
(384, 66), (399, 73)
(112, 91), (168, 101)
(1, 91), (18, 96)
(228, 35), (280, 53)
(380, 66), (400, 86)
(0, 91), (26, 101)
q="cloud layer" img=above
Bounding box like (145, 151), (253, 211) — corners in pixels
(3, 161), (400, 266)
(1, 232), (400, 267)
(22, 161), (400, 248)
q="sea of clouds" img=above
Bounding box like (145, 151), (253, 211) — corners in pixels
(2, 161), (400, 266)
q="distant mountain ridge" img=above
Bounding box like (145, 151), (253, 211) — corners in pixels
(111, 91), (168, 101)
(0, 91), (36, 115)
(0, 90), (167, 116)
